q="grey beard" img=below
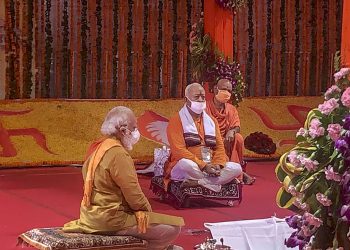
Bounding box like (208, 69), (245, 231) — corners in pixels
(121, 136), (133, 151)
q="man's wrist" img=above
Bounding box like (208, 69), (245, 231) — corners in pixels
(229, 127), (239, 133)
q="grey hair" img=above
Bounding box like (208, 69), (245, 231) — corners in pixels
(184, 82), (203, 97)
(100, 106), (134, 136)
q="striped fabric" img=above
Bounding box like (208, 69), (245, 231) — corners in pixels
(179, 105), (216, 148)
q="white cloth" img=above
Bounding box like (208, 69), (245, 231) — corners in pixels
(204, 217), (298, 250)
(179, 105), (216, 138)
(136, 146), (170, 175)
(171, 158), (242, 192)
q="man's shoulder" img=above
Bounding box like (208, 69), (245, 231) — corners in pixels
(105, 145), (131, 159)
(168, 112), (181, 124)
(225, 103), (238, 113)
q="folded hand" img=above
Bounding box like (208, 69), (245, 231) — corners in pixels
(225, 129), (236, 142)
(204, 164), (221, 176)
(135, 211), (149, 234)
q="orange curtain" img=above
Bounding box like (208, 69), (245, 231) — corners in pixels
(342, 0), (350, 67)
(204, 0), (234, 58)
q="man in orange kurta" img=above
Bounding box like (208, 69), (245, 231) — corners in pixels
(164, 83), (242, 192)
(206, 79), (255, 184)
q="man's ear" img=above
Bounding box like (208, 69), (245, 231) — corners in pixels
(213, 84), (218, 92)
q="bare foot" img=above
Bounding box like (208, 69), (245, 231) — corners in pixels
(180, 179), (199, 189)
(243, 172), (256, 185)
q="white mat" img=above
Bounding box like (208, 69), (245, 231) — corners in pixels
(204, 217), (298, 250)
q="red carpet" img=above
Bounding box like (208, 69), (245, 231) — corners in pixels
(0, 161), (292, 250)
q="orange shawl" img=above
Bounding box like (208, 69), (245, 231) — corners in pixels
(82, 137), (119, 207)
(206, 99), (240, 138)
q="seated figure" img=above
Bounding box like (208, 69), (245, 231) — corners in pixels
(206, 79), (256, 185)
(63, 106), (184, 250)
(164, 83), (242, 192)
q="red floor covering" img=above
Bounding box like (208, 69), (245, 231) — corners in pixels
(0, 161), (292, 250)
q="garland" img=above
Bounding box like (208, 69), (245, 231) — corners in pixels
(294, 0), (301, 95)
(156, 0), (163, 98)
(265, 0), (272, 96)
(336, 0), (343, 51)
(321, 0), (329, 92)
(186, 0), (192, 85)
(142, 0), (150, 99)
(334, 51), (341, 72)
(43, 0), (53, 98)
(189, 21), (214, 83)
(246, 0), (254, 96)
(6, 0), (19, 99)
(22, 0), (34, 98)
(215, 0), (247, 11)
(190, 20), (246, 106)
(96, 0), (102, 98)
(279, 0), (287, 95)
(81, 0), (88, 98)
(112, 0), (119, 98)
(171, 0), (178, 97)
(309, 0), (317, 95)
(61, 0), (70, 98)
(127, 0), (134, 98)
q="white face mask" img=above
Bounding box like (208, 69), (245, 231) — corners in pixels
(130, 129), (140, 144)
(121, 129), (140, 150)
(186, 97), (206, 114)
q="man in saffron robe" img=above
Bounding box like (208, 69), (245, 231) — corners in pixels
(63, 106), (184, 250)
(206, 78), (255, 184)
(164, 83), (242, 192)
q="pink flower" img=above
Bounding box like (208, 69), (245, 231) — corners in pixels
(300, 157), (319, 171)
(310, 118), (322, 127)
(341, 87), (350, 107)
(324, 85), (341, 100)
(316, 193), (332, 206)
(334, 68), (350, 82)
(325, 166), (342, 182)
(318, 98), (339, 115)
(287, 185), (303, 198)
(288, 151), (303, 167)
(300, 225), (313, 237)
(293, 198), (309, 211)
(303, 212), (323, 228)
(287, 185), (297, 196)
(327, 123), (342, 141)
(296, 128), (308, 137)
(308, 118), (325, 138)
(287, 185), (296, 194)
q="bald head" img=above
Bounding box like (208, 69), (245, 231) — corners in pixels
(216, 79), (233, 92)
(185, 83), (205, 102)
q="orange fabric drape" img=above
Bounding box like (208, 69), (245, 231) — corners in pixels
(341, 0), (350, 67)
(204, 0), (234, 58)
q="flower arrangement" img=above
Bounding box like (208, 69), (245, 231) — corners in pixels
(276, 68), (350, 249)
(190, 19), (246, 106)
(244, 132), (276, 155)
(215, 0), (247, 11)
